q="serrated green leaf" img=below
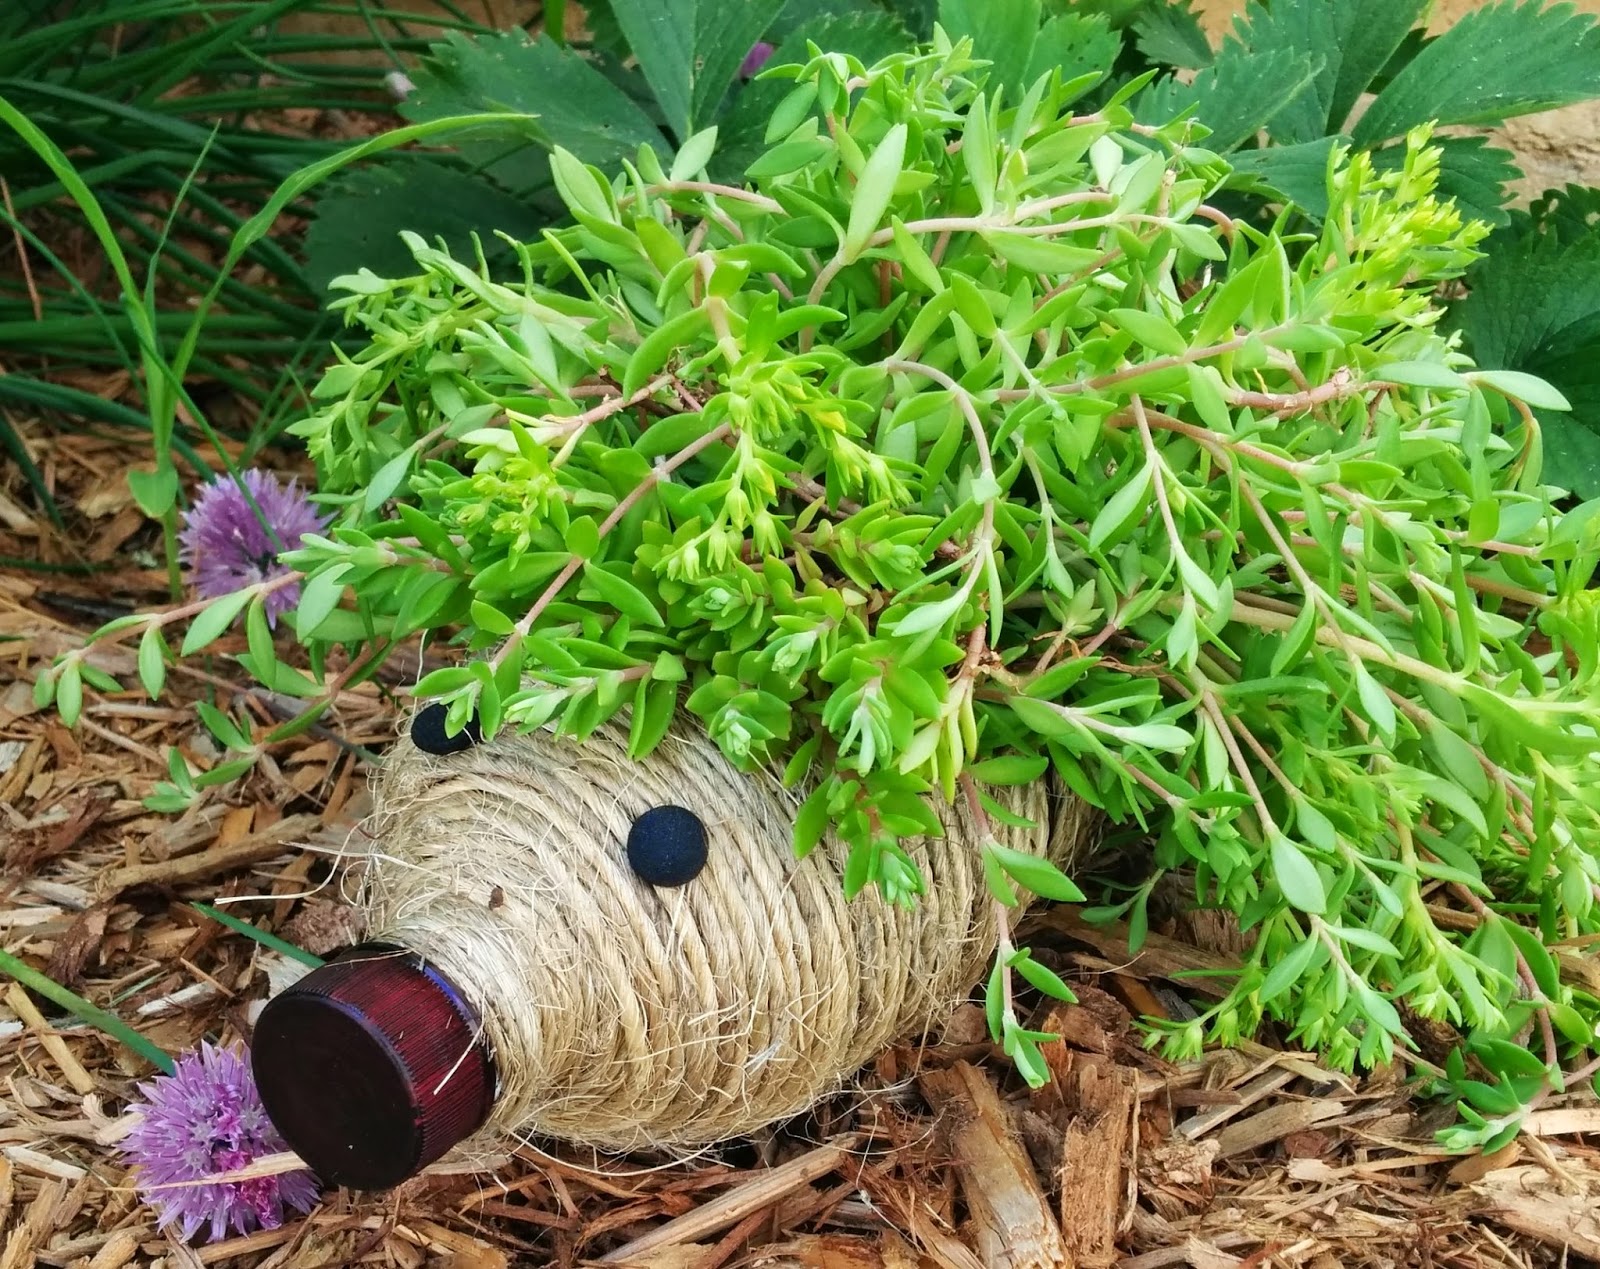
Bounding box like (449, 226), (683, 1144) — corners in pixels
(938, 0), (1041, 95)
(1133, 2), (1214, 72)
(1355, 0), (1600, 146)
(606, 0), (786, 138)
(1137, 45), (1323, 153)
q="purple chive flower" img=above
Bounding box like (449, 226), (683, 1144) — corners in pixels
(121, 1042), (321, 1244)
(178, 469), (327, 625)
(740, 41), (775, 79)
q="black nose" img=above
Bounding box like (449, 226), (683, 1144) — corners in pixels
(627, 806), (709, 887)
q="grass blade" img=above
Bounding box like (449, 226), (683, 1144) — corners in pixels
(190, 903), (325, 969)
(0, 947), (175, 1074)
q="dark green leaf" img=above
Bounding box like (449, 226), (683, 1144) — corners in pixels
(1137, 44), (1323, 153)
(938, 0), (1042, 97)
(583, 561), (666, 626)
(608, 0), (786, 138)
(1354, 0), (1600, 146)
(988, 843), (1086, 902)
(401, 30), (667, 189)
(306, 161), (548, 296)
(1132, 2), (1213, 72)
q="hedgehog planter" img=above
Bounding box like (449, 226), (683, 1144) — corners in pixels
(249, 708), (1097, 1190)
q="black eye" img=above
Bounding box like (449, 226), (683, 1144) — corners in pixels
(627, 806), (708, 887)
(411, 702), (482, 755)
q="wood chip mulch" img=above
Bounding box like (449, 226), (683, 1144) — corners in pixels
(4, 424), (1600, 1269)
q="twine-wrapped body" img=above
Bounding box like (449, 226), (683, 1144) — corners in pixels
(359, 717), (1096, 1151)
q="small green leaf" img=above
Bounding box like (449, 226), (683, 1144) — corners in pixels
(1258, 935), (1318, 1005)
(565, 516), (601, 560)
(56, 662), (83, 728)
(245, 596), (275, 676)
(471, 601), (517, 636)
(983, 844), (1021, 907)
(982, 231), (1106, 273)
(364, 449), (414, 512)
(1469, 369), (1571, 412)
(962, 92), (996, 215)
(988, 843), (1086, 903)
(138, 626), (167, 700)
(583, 562), (665, 626)
(844, 123), (908, 262)
(180, 589), (254, 656)
(1110, 307), (1187, 356)
(623, 308), (712, 397)
(1271, 835), (1327, 914)
(127, 466), (179, 517)
(629, 677), (678, 758)
(1373, 360), (1469, 391)
(1012, 951), (1078, 1004)
(670, 126), (718, 181)
(550, 146), (613, 221)
(1088, 462), (1154, 550)
(1351, 661), (1397, 741)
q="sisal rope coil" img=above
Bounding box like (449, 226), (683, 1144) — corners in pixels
(359, 715), (1097, 1151)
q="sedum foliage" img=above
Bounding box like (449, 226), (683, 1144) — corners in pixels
(51, 35), (1600, 1137)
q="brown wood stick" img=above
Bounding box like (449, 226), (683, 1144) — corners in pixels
(97, 814), (322, 897)
(4, 982), (96, 1095)
(596, 1140), (851, 1264)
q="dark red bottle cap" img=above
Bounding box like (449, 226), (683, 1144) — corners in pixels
(250, 943), (496, 1190)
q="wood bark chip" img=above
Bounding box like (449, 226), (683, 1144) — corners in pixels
(919, 1061), (1069, 1269)
(1473, 1165), (1600, 1259)
(96, 813), (322, 897)
(5, 982), (96, 1095)
(43, 900), (113, 992)
(1213, 1098), (1345, 1160)
(597, 1141), (851, 1264)
(746, 1232), (920, 1267)
(1055, 1058), (1138, 1268)
(0, 1177), (67, 1269)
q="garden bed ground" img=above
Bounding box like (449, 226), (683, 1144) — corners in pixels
(6, 2), (1600, 1263)
(3, 426), (1600, 1268)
